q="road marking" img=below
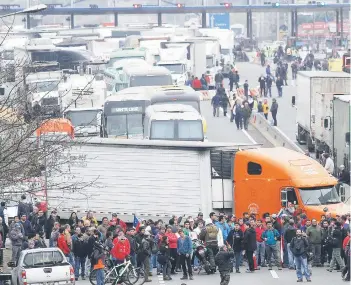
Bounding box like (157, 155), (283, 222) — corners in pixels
(270, 270), (279, 279)
(242, 129), (257, 144)
(158, 275), (165, 284)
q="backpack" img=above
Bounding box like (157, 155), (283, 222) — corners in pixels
(206, 225), (218, 242)
(151, 239), (158, 254)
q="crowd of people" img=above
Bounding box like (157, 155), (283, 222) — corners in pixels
(1, 195), (350, 285)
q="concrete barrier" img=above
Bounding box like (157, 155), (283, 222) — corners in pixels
(250, 113), (305, 153)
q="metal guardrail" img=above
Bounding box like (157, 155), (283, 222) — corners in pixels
(250, 113), (305, 153)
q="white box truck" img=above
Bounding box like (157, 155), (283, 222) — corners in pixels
(295, 71), (350, 154)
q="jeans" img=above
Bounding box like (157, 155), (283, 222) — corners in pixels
(287, 243), (295, 268)
(149, 254), (157, 272)
(74, 256), (86, 278)
(66, 253), (75, 268)
(266, 86), (272, 97)
(163, 259), (171, 278)
(234, 251), (241, 270)
(179, 254), (192, 276)
(246, 250), (254, 271)
(170, 248), (177, 272)
(265, 244), (280, 268)
(85, 258), (91, 276)
(329, 248), (345, 270)
(235, 116), (243, 129)
(271, 111), (277, 126)
(294, 255), (311, 281)
(256, 242), (266, 266)
(11, 245), (21, 262)
(243, 117), (249, 130)
(277, 86), (282, 97)
(310, 244), (321, 265)
(213, 106), (219, 117)
(141, 255), (151, 281)
(95, 268), (105, 285)
(206, 245), (218, 270)
(130, 253), (136, 267)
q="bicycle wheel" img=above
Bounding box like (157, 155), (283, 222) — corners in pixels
(89, 269), (97, 285)
(125, 267), (146, 285)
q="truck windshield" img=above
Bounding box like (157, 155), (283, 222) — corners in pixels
(130, 75), (172, 87)
(23, 251), (67, 268)
(152, 100), (200, 113)
(299, 185), (341, 206)
(159, 64), (183, 74)
(65, 109), (99, 127)
(29, 81), (60, 93)
(106, 114), (143, 137)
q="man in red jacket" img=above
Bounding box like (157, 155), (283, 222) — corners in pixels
(111, 231), (131, 265)
(57, 227), (71, 257)
(255, 219), (266, 267)
(191, 77), (202, 91)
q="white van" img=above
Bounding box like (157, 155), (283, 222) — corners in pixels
(11, 248), (75, 285)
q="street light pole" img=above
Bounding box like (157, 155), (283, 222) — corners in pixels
(0, 4), (47, 19)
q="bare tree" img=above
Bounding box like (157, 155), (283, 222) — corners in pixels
(0, 29), (99, 208)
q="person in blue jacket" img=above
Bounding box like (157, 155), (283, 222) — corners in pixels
(261, 221), (282, 270)
(177, 229), (194, 280)
(216, 215), (230, 242)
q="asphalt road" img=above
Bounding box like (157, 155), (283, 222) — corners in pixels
(75, 267), (347, 285)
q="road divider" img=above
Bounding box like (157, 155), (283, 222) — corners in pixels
(250, 113), (305, 153)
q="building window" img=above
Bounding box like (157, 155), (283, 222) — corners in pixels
(247, 162), (262, 175)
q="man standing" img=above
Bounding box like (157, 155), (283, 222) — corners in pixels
(306, 219), (322, 267)
(270, 98), (278, 126)
(211, 93), (221, 117)
(276, 76), (284, 97)
(215, 245), (234, 285)
(243, 223), (257, 273)
(214, 70), (224, 89)
(227, 222), (243, 273)
(177, 229), (193, 280)
(290, 229), (311, 282)
(328, 221), (345, 272)
(199, 218), (219, 273)
(255, 219), (266, 267)
(284, 219), (297, 269)
(262, 221), (282, 271)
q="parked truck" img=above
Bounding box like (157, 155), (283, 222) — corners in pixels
(295, 71), (350, 155)
(44, 139), (348, 222)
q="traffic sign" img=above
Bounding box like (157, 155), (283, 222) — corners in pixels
(209, 13), (230, 29)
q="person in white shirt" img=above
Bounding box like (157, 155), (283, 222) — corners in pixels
(323, 153), (334, 174)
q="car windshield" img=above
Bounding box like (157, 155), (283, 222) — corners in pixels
(65, 110), (99, 126)
(29, 81), (59, 93)
(23, 251), (67, 268)
(221, 49), (230, 55)
(159, 64), (183, 74)
(106, 114), (143, 137)
(130, 75), (172, 87)
(299, 185), (341, 206)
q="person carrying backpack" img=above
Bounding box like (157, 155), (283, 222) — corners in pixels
(199, 218), (219, 273)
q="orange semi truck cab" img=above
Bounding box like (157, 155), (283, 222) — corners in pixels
(233, 147), (349, 220)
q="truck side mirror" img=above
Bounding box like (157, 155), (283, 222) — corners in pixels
(7, 261), (16, 268)
(292, 95), (295, 106)
(346, 132), (350, 144)
(323, 207), (328, 213)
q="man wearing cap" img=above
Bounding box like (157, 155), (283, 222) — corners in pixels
(199, 218), (219, 273)
(194, 213), (204, 227)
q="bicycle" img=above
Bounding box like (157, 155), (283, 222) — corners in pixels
(89, 258), (145, 285)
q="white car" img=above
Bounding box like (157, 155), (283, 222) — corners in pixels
(11, 248), (75, 285)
